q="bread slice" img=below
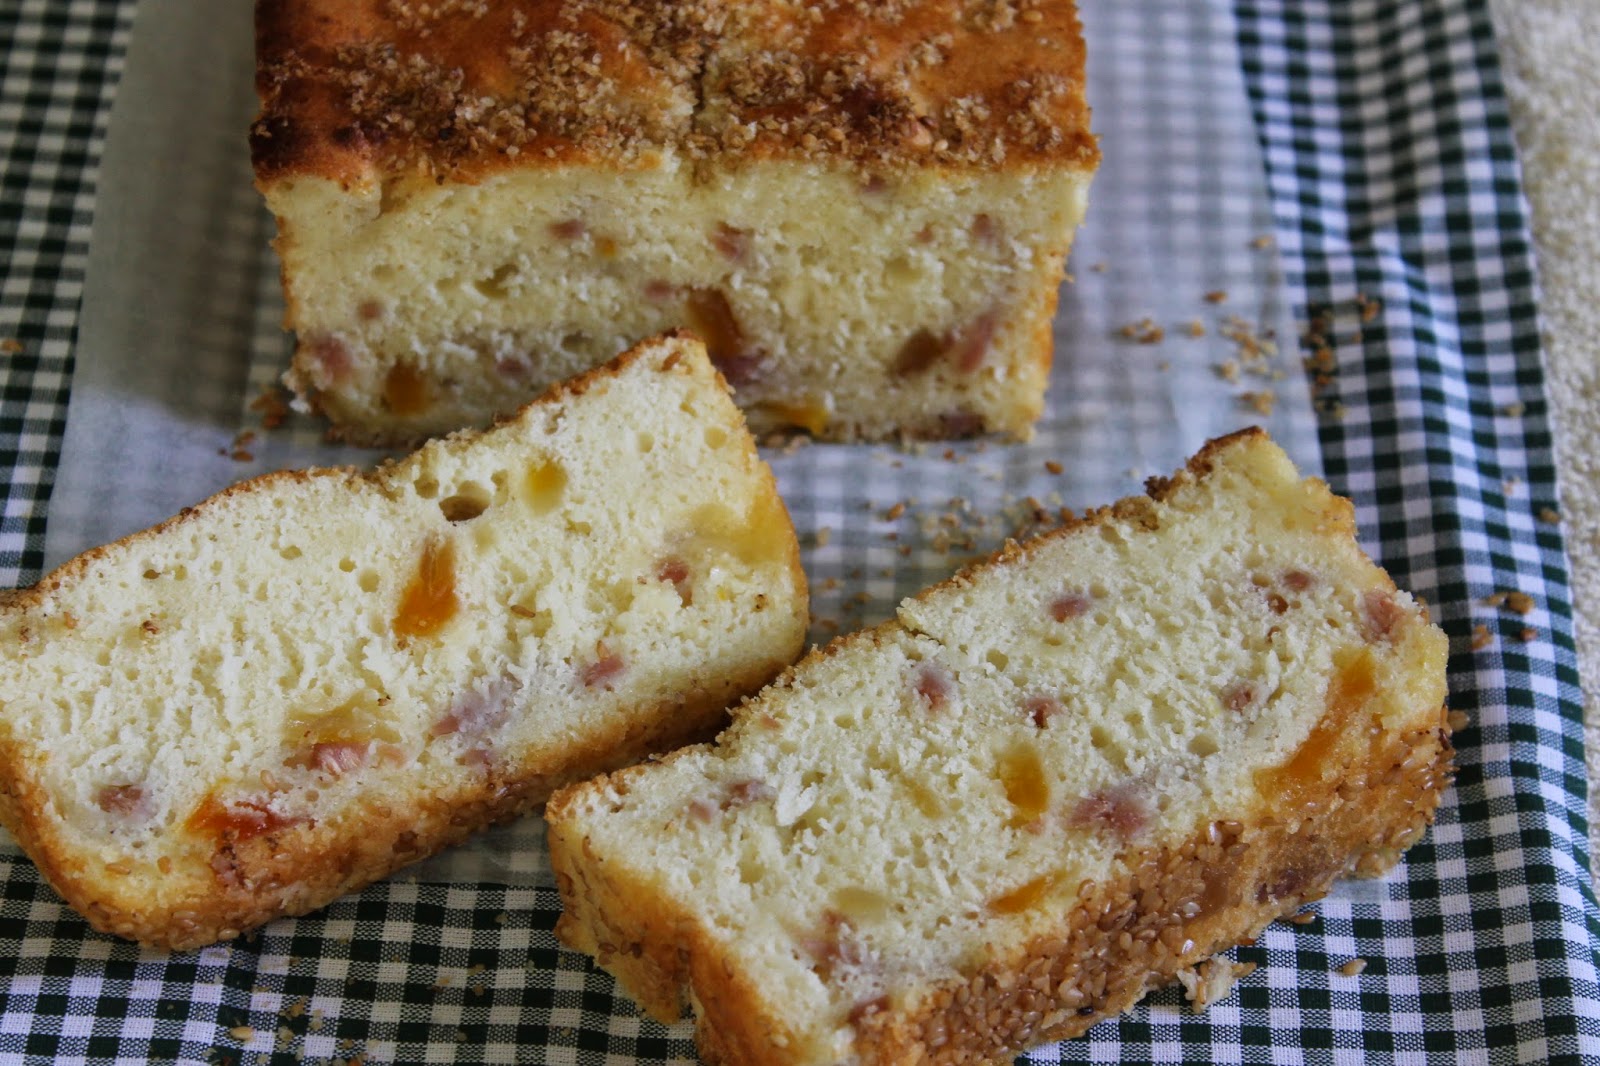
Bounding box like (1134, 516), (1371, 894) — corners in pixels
(0, 333), (807, 950)
(547, 429), (1451, 1065)
(252, 0), (1098, 445)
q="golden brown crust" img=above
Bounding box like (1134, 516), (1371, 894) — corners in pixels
(548, 429), (1453, 1064)
(0, 333), (807, 951)
(252, 0), (1097, 186)
(555, 704), (1451, 1065)
(853, 714), (1451, 1063)
(8, 661), (770, 952)
(555, 705), (1451, 1066)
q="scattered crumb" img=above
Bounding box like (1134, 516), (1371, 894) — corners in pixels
(1447, 709), (1470, 732)
(885, 502), (906, 521)
(1204, 290), (1228, 304)
(0, 338), (22, 354)
(1216, 360), (1240, 383)
(1240, 390), (1276, 416)
(1176, 956), (1258, 1011)
(1487, 590), (1535, 615)
(1337, 958), (1368, 978)
(1356, 293), (1382, 323)
(249, 388), (290, 430)
(1499, 401), (1526, 418)
(1119, 317), (1164, 344)
(1288, 910), (1317, 926)
(1186, 319), (1206, 338)
(1251, 234), (1275, 249)
(1044, 460), (1063, 475)
(1471, 624), (1493, 651)
(815, 527), (832, 548)
(495, 912), (507, 924)
(228, 1026), (256, 1043)
(1538, 506), (1561, 525)
(1518, 627), (1537, 643)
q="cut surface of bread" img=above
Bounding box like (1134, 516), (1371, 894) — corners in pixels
(0, 334), (807, 950)
(253, 0), (1098, 445)
(547, 429), (1452, 1066)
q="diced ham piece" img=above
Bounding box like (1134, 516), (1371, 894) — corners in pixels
(1049, 591), (1094, 622)
(583, 650), (626, 691)
(971, 213), (999, 245)
(433, 677), (515, 738)
(1282, 570), (1315, 592)
(1222, 681), (1258, 712)
(724, 779), (776, 808)
(1363, 589), (1403, 642)
(950, 309), (999, 373)
(643, 279), (678, 303)
(798, 910), (876, 980)
(306, 334), (352, 387)
(96, 784), (148, 818)
(656, 556), (692, 602)
(1024, 695), (1062, 728)
(309, 741), (367, 777)
(711, 223), (751, 263)
(1069, 784), (1148, 840)
(911, 663), (953, 711)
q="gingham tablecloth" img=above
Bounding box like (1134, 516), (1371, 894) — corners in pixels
(1, 1), (1597, 1064)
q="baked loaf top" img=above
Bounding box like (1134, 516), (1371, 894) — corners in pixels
(547, 429), (1452, 1065)
(0, 333), (808, 949)
(252, 0), (1097, 186)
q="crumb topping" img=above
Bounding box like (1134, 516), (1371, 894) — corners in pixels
(253, 0), (1096, 182)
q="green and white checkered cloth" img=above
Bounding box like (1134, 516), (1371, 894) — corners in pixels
(1, 0), (1596, 1063)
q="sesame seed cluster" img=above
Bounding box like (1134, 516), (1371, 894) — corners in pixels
(253, 0), (1097, 183)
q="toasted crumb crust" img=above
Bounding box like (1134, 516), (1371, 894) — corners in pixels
(0, 333), (809, 951)
(252, 0), (1097, 186)
(547, 428), (1454, 1065)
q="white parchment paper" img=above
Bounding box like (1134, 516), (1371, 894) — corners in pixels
(23, 0), (1320, 883)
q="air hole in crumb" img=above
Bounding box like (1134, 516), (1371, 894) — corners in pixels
(566, 519), (593, 536)
(885, 254), (919, 283)
(1188, 732), (1220, 757)
(339, 558), (356, 573)
(637, 432), (655, 454)
(358, 571), (380, 593)
(704, 425), (728, 449)
(561, 332), (590, 352)
(279, 545), (303, 561)
(142, 568), (159, 580)
(372, 264), (397, 282)
(439, 483), (491, 523)
(738, 856), (767, 886)
(414, 475), (440, 500)
(986, 649), (1010, 671)
(473, 263), (518, 300)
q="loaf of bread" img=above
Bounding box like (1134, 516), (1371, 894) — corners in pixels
(547, 429), (1452, 1065)
(0, 334), (807, 950)
(252, 0), (1098, 445)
